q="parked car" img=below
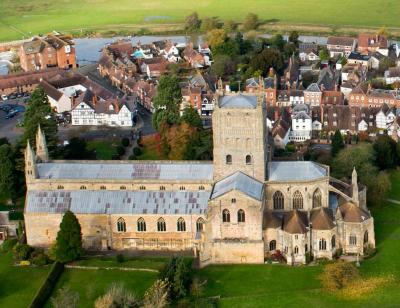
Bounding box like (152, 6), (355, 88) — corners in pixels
(5, 110), (19, 119)
(1, 94), (8, 101)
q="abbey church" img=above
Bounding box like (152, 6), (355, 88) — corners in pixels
(24, 89), (375, 266)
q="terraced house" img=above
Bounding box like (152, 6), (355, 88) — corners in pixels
(24, 90), (375, 266)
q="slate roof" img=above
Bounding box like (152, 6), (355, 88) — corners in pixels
(268, 162), (327, 182)
(211, 172), (264, 201)
(310, 207), (335, 230)
(218, 94), (258, 109)
(263, 211), (282, 229)
(40, 80), (63, 101)
(36, 162), (214, 181)
(305, 83), (321, 92)
(338, 202), (371, 223)
(348, 52), (370, 61)
(25, 190), (210, 215)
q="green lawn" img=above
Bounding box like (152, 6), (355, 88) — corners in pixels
(73, 256), (168, 271)
(47, 267), (158, 307)
(0, 252), (50, 308)
(0, 0), (399, 41)
(86, 140), (118, 160)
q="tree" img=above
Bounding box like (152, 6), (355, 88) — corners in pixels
(373, 135), (397, 169)
(95, 283), (139, 308)
(55, 211), (83, 263)
(152, 75), (182, 130)
(211, 37), (239, 56)
(143, 279), (169, 308)
(223, 20), (236, 32)
(0, 144), (17, 202)
(331, 130), (344, 157)
(210, 55), (236, 77)
(289, 31), (299, 47)
(270, 34), (285, 51)
(319, 47), (330, 61)
(63, 137), (95, 159)
(51, 286), (79, 308)
(23, 86), (58, 156)
(242, 13), (258, 31)
(184, 12), (201, 32)
(206, 29), (227, 48)
(160, 257), (192, 300)
(378, 26), (388, 36)
(181, 106), (202, 129)
(250, 48), (284, 75)
(368, 171), (391, 206)
(379, 57), (395, 73)
(201, 17), (219, 32)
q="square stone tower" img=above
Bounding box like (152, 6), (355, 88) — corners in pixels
(212, 90), (268, 182)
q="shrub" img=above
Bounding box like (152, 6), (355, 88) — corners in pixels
(51, 286), (79, 308)
(13, 243), (34, 261)
(121, 138), (130, 147)
(95, 283), (139, 308)
(116, 145), (125, 157)
(128, 154), (136, 160)
(116, 254), (125, 263)
(305, 251), (313, 264)
(320, 261), (359, 291)
(363, 244), (377, 259)
(143, 279), (169, 308)
(31, 250), (49, 266)
(1, 238), (18, 252)
(333, 248), (343, 259)
(133, 147), (142, 156)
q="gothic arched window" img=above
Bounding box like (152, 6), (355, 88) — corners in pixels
(117, 218), (126, 232)
(157, 218), (166, 232)
(313, 188), (322, 208)
(293, 190), (303, 209)
(226, 155), (232, 164)
(273, 191), (284, 210)
(246, 155), (252, 165)
(177, 217), (186, 232)
(196, 218), (205, 232)
(319, 238), (326, 251)
(331, 235), (336, 249)
(237, 209), (245, 223)
(364, 231), (368, 244)
(137, 217), (146, 232)
(350, 234), (357, 245)
(269, 240), (276, 251)
(222, 209), (230, 223)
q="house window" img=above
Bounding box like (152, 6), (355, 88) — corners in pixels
(231, 198), (236, 204)
(331, 235), (336, 249)
(364, 231), (368, 244)
(222, 209), (230, 223)
(157, 218), (166, 232)
(137, 217), (146, 232)
(80, 185), (87, 190)
(117, 218), (126, 232)
(177, 218), (186, 232)
(293, 191), (303, 209)
(57, 185), (64, 190)
(294, 246), (299, 254)
(226, 155), (232, 165)
(313, 188), (322, 208)
(319, 238), (327, 251)
(273, 191), (284, 210)
(246, 155), (252, 165)
(196, 218), (205, 232)
(237, 209), (245, 223)
(349, 234), (357, 245)
(269, 240), (276, 251)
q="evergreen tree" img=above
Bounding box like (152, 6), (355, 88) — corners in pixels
(181, 106), (202, 129)
(184, 12), (201, 32)
(23, 86), (58, 156)
(289, 31), (300, 47)
(0, 144), (17, 202)
(55, 211), (83, 263)
(373, 135), (397, 170)
(331, 130), (344, 157)
(152, 75), (182, 130)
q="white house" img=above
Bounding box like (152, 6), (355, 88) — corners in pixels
(358, 119), (368, 132)
(289, 111), (312, 142)
(71, 91), (136, 127)
(40, 80), (72, 113)
(163, 43), (181, 63)
(290, 90), (304, 106)
(385, 67), (400, 85)
(376, 105), (396, 132)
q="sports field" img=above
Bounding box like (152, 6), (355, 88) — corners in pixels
(0, 0), (399, 42)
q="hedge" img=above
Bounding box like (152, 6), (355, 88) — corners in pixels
(29, 261), (65, 308)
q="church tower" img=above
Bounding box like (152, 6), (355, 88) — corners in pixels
(25, 141), (37, 183)
(212, 90), (268, 182)
(36, 125), (49, 162)
(352, 167), (359, 205)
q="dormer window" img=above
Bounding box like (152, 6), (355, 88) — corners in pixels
(109, 104), (114, 111)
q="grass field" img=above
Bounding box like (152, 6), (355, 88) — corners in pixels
(86, 140), (118, 160)
(0, 0), (399, 42)
(0, 252), (50, 308)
